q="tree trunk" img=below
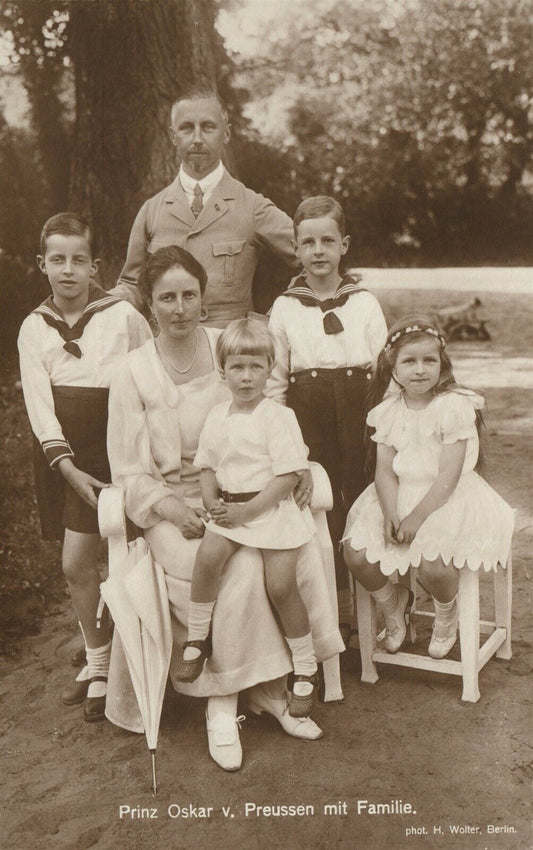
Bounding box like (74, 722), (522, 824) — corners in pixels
(68, 0), (220, 284)
(10, 0), (71, 213)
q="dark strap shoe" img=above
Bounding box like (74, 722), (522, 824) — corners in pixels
(288, 672), (319, 718)
(83, 676), (107, 723)
(61, 675), (90, 706)
(175, 638), (211, 683)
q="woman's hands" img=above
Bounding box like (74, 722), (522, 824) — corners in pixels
(293, 468), (313, 509)
(155, 495), (206, 539)
(58, 459), (109, 509)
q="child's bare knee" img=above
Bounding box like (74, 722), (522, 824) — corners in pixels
(343, 542), (367, 573)
(265, 573), (293, 607)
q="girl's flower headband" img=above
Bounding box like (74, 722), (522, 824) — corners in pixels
(384, 325), (445, 354)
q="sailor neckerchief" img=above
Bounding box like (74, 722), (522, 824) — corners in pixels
(281, 274), (365, 334)
(32, 283), (120, 358)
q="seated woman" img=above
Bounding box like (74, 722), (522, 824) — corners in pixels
(105, 245), (343, 771)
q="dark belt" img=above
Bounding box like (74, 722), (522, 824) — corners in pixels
(219, 490), (260, 503)
(288, 365), (372, 383)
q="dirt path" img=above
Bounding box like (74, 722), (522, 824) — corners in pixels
(1, 291), (531, 850)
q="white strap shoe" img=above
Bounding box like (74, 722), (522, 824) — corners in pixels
(205, 708), (244, 771)
(384, 586), (413, 653)
(248, 684), (323, 741)
(428, 620), (458, 659)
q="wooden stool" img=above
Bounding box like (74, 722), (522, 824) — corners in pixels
(355, 553), (512, 703)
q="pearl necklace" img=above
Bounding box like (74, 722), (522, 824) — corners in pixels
(157, 331), (199, 374)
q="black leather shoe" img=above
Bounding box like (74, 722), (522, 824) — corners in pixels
(83, 676), (107, 723)
(61, 677), (90, 706)
(175, 638), (211, 683)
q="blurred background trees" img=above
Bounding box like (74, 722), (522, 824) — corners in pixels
(0, 0), (532, 363)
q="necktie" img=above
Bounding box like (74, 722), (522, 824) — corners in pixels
(191, 183), (204, 218)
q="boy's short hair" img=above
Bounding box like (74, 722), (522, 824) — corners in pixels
(216, 318), (275, 371)
(171, 86), (229, 126)
(293, 195), (345, 238)
(40, 212), (94, 256)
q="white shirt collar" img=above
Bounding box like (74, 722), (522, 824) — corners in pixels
(179, 161), (225, 201)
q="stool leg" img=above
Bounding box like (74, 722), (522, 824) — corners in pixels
(322, 656), (344, 703)
(398, 569), (417, 643)
(494, 553), (512, 660)
(355, 581), (379, 684)
(458, 568), (480, 703)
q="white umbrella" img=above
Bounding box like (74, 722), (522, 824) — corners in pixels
(99, 507), (172, 794)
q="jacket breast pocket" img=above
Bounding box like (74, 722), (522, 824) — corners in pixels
(212, 239), (246, 286)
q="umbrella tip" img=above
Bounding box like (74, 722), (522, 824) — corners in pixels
(150, 750), (157, 795)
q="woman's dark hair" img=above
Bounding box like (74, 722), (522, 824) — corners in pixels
(365, 313), (484, 476)
(138, 245), (208, 305)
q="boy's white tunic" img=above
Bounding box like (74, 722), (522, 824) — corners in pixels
(18, 299), (151, 464)
(267, 289), (387, 402)
(106, 332), (343, 728)
(196, 397), (315, 549)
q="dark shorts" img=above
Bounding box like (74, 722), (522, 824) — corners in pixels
(33, 386), (111, 540)
(287, 365), (372, 546)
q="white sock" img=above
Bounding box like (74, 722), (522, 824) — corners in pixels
(337, 588), (354, 624)
(185, 601), (215, 660)
(86, 641), (111, 698)
(433, 596), (458, 626)
(371, 580), (398, 617)
(286, 633), (317, 696)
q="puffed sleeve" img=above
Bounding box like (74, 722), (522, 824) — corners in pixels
(17, 316), (74, 468)
(107, 357), (176, 528)
(266, 296), (290, 405)
(194, 407), (221, 470)
(438, 390), (484, 444)
(266, 403), (309, 475)
(367, 394), (403, 446)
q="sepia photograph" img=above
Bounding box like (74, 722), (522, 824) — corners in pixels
(0, 1), (531, 848)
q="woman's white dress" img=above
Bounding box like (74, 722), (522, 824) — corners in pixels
(196, 397), (315, 549)
(343, 389), (514, 576)
(106, 330), (343, 730)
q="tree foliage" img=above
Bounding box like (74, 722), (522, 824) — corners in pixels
(226, 0), (533, 264)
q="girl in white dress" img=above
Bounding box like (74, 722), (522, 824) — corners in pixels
(177, 318), (319, 718)
(343, 315), (514, 659)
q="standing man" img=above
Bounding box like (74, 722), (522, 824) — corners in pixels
(112, 87), (297, 326)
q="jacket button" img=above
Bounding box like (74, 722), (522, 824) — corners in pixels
(346, 369), (352, 376)
(366, 372), (371, 380)
(289, 376), (296, 383)
(311, 370), (317, 378)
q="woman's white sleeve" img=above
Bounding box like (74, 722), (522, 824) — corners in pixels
(266, 298), (290, 405)
(126, 304), (153, 350)
(17, 318), (73, 467)
(107, 360), (175, 528)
